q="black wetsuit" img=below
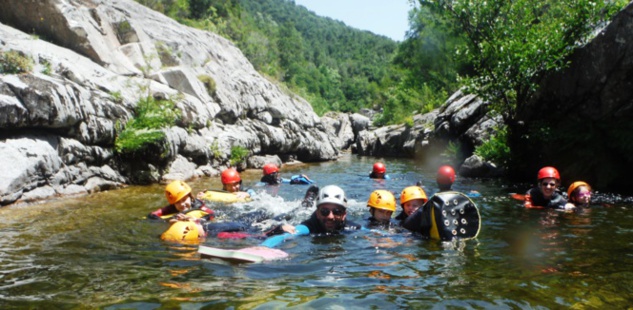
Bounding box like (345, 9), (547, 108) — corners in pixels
(147, 198), (214, 219)
(526, 187), (567, 209)
(395, 211), (408, 226)
(300, 212), (361, 235)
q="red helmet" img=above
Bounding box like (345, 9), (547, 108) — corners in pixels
(537, 166), (560, 181)
(436, 165), (456, 185)
(262, 163), (279, 176)
(221, 168), (241, 184)
(373, 162), (386, 174)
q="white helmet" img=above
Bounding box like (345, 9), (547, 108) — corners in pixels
(317, 185), (347, 208)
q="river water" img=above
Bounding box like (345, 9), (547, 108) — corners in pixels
(1, 154), (632, 308)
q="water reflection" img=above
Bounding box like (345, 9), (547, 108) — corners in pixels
(1, 154), (633, 308)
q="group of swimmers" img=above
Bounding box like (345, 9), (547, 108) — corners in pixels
(524, 166), (592, 210)
(153, 162), (591, 245)
(153, 162), (474, 243)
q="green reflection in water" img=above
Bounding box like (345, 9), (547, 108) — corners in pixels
(1, 156), (633, 308)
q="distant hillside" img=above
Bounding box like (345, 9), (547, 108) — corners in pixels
(135, 0), (424, 122)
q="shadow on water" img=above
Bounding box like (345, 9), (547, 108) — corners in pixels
(1, 154), (633, 308)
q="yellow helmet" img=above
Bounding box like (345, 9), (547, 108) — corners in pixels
(367, 190), (396, 212)
(400, 186), (428, 206)
(161, 221), (201, 243)
(165, 181), (192, 205)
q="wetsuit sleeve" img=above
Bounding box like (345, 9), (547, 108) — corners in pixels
(260, 225), (310, 248)
(548, 193), (567, 209)
(204, 222), (249, 235)
(147, 205), (175, 219)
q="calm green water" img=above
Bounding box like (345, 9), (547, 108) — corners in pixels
(1, 154), (633, 309)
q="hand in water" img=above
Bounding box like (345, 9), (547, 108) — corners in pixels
(235, 192), (250, 199)
(169, 213), (195, 223)
(196, 191), (206, 199)
(281, 224), (296, 234)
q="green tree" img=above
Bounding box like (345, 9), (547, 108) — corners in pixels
(418, 0), (625, 124)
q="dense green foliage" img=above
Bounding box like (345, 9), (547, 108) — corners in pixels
(0, 50), (33, 74)
(229, 145), (249, 166)
(115, 95), (180, 154)
(417, 0), (626, 124)
(474, 125), (510, 166)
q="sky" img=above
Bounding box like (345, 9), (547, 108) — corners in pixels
(293, 0), (414, 42)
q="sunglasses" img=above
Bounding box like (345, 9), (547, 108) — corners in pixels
(541, 182), (557, 187)
(318, 207), (346, 216)
(576, 192), (591, 198)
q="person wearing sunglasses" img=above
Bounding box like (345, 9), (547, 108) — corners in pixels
(260, 185), (361, 248)
(524, 166), (567, 209)
(565, 181), (592, 209)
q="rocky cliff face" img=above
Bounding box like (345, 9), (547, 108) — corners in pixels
(0, 0), (338, 205)
(513, 1), (633, 191)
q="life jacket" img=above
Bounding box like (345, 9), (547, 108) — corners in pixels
(403, 191), (481, 241)
(525, 188), (567, 209)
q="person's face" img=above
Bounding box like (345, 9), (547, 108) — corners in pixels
(224, 181), (241, 193)
(374, 171), (385, 179)
(371, 208), (393, 222)
(316, 203), (347, 233)
(403, 199), (424, 216)
(174, 195), (192, 212)
(539, 178), (558, 198)
(574, 186), (591, 205)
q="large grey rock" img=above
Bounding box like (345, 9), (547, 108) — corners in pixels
(321, 112), (355, 150)
(459, 155), (505, 178)
(247, 155), (282, 170)
(355, 109), (437, 158)
(0, 0), (342, 205)
(161, 155), (198, 182)
(513, 2), (633, 190)
(0, 135), (61, 205)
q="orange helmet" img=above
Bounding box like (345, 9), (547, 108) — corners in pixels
(263, 163), (279, 176)
(400, 186), (428, 206)
(373, 162), (386, 174)
(221, 168), (241, 184)
(567, 181), (591, 198)
(165, 181), (192, 205)
(537, 166), (560, 181)
(367, 190), (396, 212)
(160, 221), (201, 243)
(437, 165), (456, 185)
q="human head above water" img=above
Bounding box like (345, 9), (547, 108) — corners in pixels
(567, 181), (592, 206)
(436, 165), (456, 190)
(367, 190), (396, 222)
(262, 163), (279, 176)
(400, 186), (428, 217)
(316, 185), (348, 233)
(373, 162), (386, 174)
(221, 168), (242, 192)
(537, 166), (560, 199)
(160, 221), (203, 244)
(165, 180), (193, 211)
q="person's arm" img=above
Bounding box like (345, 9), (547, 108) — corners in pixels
(260, 224), (310, 248)
(549, 193), (568, 210)
(147, 205), (173, 219)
